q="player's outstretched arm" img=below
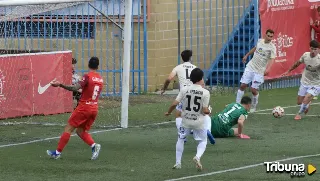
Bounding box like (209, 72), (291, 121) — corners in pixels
(237, 115), (245, 136)
(59, 83), (81, 92)
(282, 60), (302, 76)
(165, 100), (180, 116)
(51, 80), (81, 92)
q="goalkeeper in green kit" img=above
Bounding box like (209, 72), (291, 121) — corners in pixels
(207, 96), (252, 140)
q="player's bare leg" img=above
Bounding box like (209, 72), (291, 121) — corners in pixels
(236, 83), (247, 104)
(250, 87), (259, 113)
(47, 124), (76, 159)
(76, 128), (101, 160)
(295, 94), (313, 120)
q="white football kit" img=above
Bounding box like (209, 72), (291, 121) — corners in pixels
(175, 84), (210, 141)
(298, 52), (320, 97)
(240, 39), (276, 89)
(171, 62), (196, 111)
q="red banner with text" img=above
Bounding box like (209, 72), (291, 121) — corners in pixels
(260, 0), (320, 80)
(0, 51), (73, 119)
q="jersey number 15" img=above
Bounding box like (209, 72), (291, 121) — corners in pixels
(186, 95), (201, 112)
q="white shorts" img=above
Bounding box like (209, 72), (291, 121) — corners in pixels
(240, 69), (264, 89)
(178, 126), (207, 141)
(298, 84), (320, 97)
(176, 102), (182, 112)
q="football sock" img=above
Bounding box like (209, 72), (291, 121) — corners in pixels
(176, 117), (182, 130)
(236, 89), (244, 103)
(196, 139), (207, 159)
(57, 132), (71, 153)
(176, 138), (184, 164)
(252, 93), (259, 108)
(298, 103), (308, 114)
(79, 131), (95, 146)
(204, 115), (211, 130)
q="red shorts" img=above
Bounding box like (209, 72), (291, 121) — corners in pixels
(68, 106), (98, 131)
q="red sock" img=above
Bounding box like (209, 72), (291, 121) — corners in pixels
(57, 132), (71, 152)
(79, 132), (95, 146)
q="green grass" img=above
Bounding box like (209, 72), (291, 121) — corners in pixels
(0, 87), (320, 181)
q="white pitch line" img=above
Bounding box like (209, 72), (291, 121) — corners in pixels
(254, 112), (319, 117)
(254, 102), (320, 113)
(0, 121), (175, 148)
(165, 153), (320, 181)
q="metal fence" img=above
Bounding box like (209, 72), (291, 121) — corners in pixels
(176, 0), (300, 92)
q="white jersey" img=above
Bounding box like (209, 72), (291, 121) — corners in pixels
(246, 39), (276, 75)
(72, 73), (81, 84)
(172, 62), (196, 88)
(299, 52), (320, 86)
(175, 84), (210, 130)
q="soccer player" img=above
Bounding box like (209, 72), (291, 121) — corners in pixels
(72, 58), (82, 108)
(47, 57), (103, 160)
(236, 29), (276, 112)
(208, 96), (252, 139)
(165, 68), (211, 171)
(282, 40), (320, 120)
(161, 50), (196, 131)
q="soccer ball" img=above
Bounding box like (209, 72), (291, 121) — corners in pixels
(272, 106), (285, 118)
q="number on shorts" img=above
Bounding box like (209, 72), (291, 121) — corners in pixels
(92, 85), (100, 100)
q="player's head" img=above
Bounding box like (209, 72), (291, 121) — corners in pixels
(181, 50), (192, 62)
(317, 6), (320, 15)
(240, 96), (252, 111)
(310, 40), (320, 57)
(190, 68), (204, 84)
(265, 29), (274, 43)
(88, 56), (99, 70)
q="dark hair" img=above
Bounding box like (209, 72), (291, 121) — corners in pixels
(310, 40), (320, 48)
(241, 96), (252, 105)
(317, 6), (320, 12)
(88, 57), (99, 69)
(190, 68), (204, 84)
(181, 50), (192, 62)
(266, 29), (274, 35)
(72, 58), (77, 65)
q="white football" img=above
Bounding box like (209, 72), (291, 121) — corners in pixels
(272, 106), (285, 118)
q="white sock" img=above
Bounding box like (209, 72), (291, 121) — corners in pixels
(55, 150), (61, 154)
(236, 89), (244, 103)
(176, 117), (182, 130)
(196, 139), (207, 159)
(252, 93), (259, 108)
(176, 138), (185, 164)
(204, 115), (211, 131)
(91, 143), (96, 148)
(298, 103), (308, 114)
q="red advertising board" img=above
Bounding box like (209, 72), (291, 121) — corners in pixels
(259, 0), (320, 80)
(0, 51), (73, 119)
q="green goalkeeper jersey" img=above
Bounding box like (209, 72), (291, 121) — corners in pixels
(211, 103), (248, 133)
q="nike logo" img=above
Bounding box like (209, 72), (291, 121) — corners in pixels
(38, 78), (56, 95)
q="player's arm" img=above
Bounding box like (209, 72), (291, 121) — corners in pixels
(311, 24), (320, 33)
(283, 59), (303, 76)
(242, 47), (256, 63)
(165, 89), (183, 115)
(161, 69), (177, 94)
(51, 74), (88, 92)
(202, 91), (211, 115)
(59, 83), (81, 92)
(237, 114), (246, 136)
